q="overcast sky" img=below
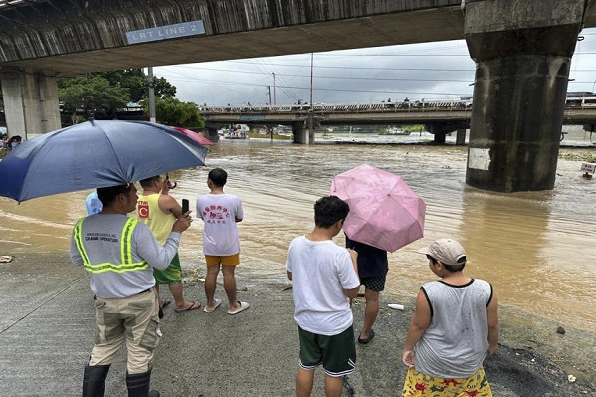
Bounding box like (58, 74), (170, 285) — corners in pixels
(153, 27), (596, 106)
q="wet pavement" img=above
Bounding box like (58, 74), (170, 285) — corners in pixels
(0, 252), (594, 396)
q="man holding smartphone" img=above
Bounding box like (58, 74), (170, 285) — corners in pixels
(137, 175), (201, 315)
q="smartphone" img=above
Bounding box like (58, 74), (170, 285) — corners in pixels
(182, 199), (189, 214)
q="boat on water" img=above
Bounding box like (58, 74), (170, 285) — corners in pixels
(380, 127), (409, 135)
(223, 131), (247, 139)
(221, 125), (249, 139)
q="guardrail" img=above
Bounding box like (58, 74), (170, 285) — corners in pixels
(199, 99), (473, 114)
(200, 96), (596, 115)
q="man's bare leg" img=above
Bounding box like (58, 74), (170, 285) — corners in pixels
(169, 282), (195, 310)
(324, 374), (343, 397)
(359, 288), (379, 340)
(296, 368), (314, 397)
(222, 265), (241, 312)
(204, 262), (220, 308)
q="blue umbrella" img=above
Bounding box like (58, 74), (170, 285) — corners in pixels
(0, 120), (208, 202)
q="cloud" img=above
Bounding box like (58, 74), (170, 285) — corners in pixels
(154, 27), (596, 106)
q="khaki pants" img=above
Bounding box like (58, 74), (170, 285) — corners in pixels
(89, 288), (161, 374)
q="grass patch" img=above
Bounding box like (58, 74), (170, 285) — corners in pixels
(247, 131), (292, 140)
(559, 152), (596, 162)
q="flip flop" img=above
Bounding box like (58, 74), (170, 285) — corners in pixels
(228, 301), (250, 315)
(174, 301), (201, 313)
(357, 329), (375, 344)
(159, 298), (171, 309)
(203, 298), (222, 313)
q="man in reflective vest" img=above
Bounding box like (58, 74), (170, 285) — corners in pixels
(71, 183), (192, 397)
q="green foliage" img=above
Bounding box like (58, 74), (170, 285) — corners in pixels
(246, 130), (292, 140)
(58, 69), (178, 121)
(58, 76), (129, 119)
(401, 124), (426, 133)
(98, 69), (176, 102)
(100, 69), (147, 102)
(559, 151), (596, 163)
(153, 77), (177, 100)
(143, 97), (204, 128)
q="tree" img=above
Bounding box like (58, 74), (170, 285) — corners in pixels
(58, 76), (129, 119)
(100, 69), (146, 102)
(99, 69), (176, 102)
(58, 68), (180, 123)
(145, 97), (204, 128)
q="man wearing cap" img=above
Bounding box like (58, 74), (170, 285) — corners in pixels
(401, 238), (499, 396)
(71, 183), (192, 397)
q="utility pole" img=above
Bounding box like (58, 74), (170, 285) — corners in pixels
(309, 53), (313, 109)
(308, 53), (314, 144)
(267, 85), (272, 105)
(148, 66), (156, 123)
(272, 73), (276, 105)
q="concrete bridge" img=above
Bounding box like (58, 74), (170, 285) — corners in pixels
(1, 0), (596, 192)
(200, 99), (596, 144)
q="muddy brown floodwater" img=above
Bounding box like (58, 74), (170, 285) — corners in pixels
(1, 137), (595, 391)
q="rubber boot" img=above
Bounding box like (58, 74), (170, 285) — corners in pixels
(126, 370), (160, 397)
(82, 364), (110, 397)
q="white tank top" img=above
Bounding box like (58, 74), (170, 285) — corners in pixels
(414, 279), (493, 378)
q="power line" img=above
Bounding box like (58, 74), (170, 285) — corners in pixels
(166, 64), (475, 75)
(162, 76), (470, 97)
(160, 65), (475, 83)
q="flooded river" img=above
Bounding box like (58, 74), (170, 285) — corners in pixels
(1, 135), (595, 334)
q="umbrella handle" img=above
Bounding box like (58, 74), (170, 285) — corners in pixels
(170, 181), (177, 189)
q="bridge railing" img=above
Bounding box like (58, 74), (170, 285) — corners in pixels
(199, 96), (596, 115)
(199, 99), (474, 114)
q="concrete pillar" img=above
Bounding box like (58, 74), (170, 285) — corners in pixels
(433, 132), (446, 144)
(464, 0), (585, 192)
(204, 125), (219, 142)
(307, 113), (315, 145)
(456, 129), (466, 145)
(0, 69), (61, 139)
(426, 123), (451, 144)
(292, 122), (309, 144)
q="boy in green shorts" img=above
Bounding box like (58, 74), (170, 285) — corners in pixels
(286, 196), (360, 397)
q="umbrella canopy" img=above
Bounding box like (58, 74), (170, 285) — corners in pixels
(0, 120), (208, 202)
(173, 127), (214, 146)
(330, 164), (426, 253)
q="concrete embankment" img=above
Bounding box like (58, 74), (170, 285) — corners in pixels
(0, 252), (593, 396)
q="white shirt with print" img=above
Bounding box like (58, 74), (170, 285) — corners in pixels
(196, 193), (244, 256)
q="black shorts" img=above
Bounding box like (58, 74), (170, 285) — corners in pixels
(298, 325), (356, 377)
(361, 275), (386, 292)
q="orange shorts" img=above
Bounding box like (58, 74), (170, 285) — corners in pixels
(205, 253), (240, 267)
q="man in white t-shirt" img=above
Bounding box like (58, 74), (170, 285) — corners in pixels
(286, 196), (360, 397)
(196, 168), (249, 315)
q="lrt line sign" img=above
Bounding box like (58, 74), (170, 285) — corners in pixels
(126, 20), (205, 44)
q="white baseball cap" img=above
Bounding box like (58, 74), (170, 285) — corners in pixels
(418, 238), (467, 266)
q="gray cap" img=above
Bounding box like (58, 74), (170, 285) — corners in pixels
(418, 238), (466, 266)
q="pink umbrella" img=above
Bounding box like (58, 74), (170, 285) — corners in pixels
(173, 126), (214, 146)
(330, 164), (426, 252)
